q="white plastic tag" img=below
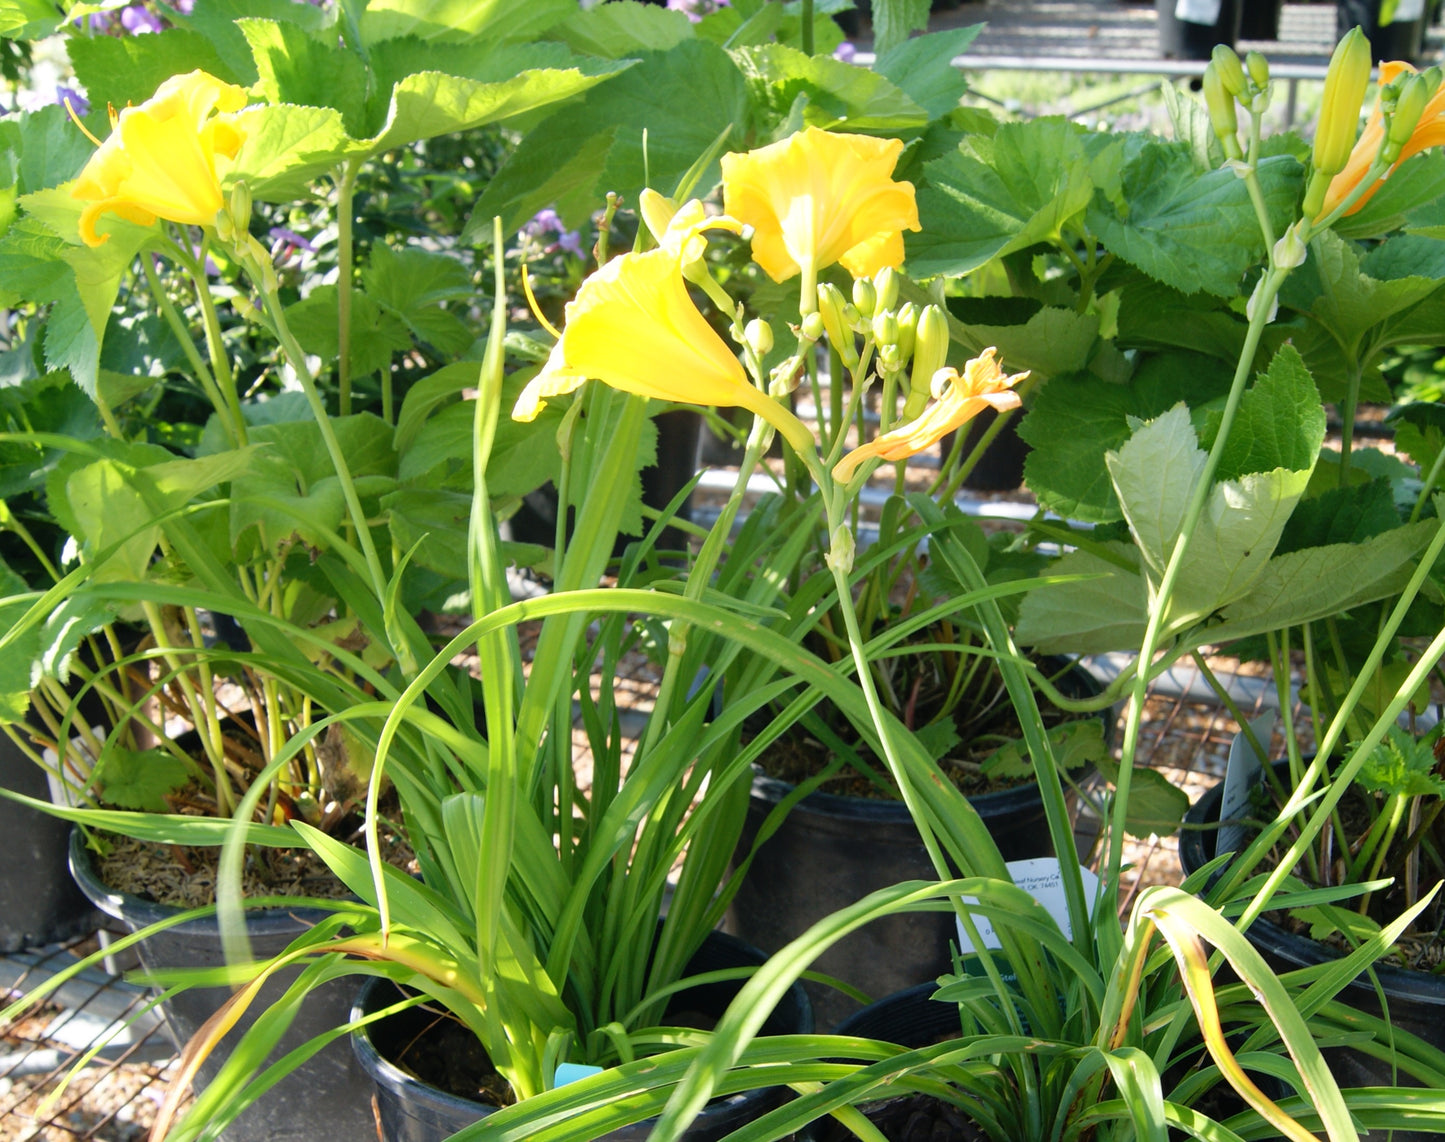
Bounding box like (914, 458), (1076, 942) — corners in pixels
(1175, 0), (1223, 23)
(41, 725), (103, 808)
(956, 857), (1101, 953)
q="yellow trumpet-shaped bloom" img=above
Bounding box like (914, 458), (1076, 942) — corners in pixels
(512, 247), (813, 452)
(720, 126), (920, 283)
(72, 69), (248, 247)
(833, 349), (1026, 482)
(1321, 60), (1445, 217)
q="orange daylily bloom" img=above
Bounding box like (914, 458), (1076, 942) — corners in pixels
(1320, 60), (1445, 217)
(512, 247), (813, 452)
(72, 70), (248, 247)
(720, 126), (920, 283)
(833, 349), (1026, 482)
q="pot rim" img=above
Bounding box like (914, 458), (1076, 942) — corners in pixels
(1180, 765), (1445, 1006)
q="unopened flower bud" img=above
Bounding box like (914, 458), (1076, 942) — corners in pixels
(910, 305), (950, 397)
(817, 282), (859, 369)
(879, 343), (905, 371)
(1383, 73), (1431, 164)
(1212, 45), (1248, 99)
(229, 181), (252, 235)
(1203, 62), (1239, 145)
(234, 294), (261, 322)
(770, 357), (802, 394)
(894, 301), (919, 362)
(1245, 276), (1278, 325)
(873, 267), (900, 313)
(213, 208), (234, 243)
(1246, 51), (1270, 91)
(852, 278), (877, 318)
(800, 312), (826, 342)
(1313, 27), (1371, 178)
(745, 317), (774, 358)
(872, 311), (899, 347)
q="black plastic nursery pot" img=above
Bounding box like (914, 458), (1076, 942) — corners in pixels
(350, 929), (813, 1142)
(725, 663), (1109, 1031)
(69, 830), (376, 1142)
(0, 731), (101, 953)
(1181, 769), (1445, 1142)
(1337, 0), (1426, 64)
(1156, 0), (1244, 58)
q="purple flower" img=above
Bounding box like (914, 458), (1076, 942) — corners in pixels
(120, 4), (165, 33)
(75, 11), (116, 32)
(172, 0), (195, 12)
(665, 0), (728, 21)
(55, 85), (90, 118)
(523, 208), (584, 258)
(269, 227), (316, 253)
(834, 41), (858, 62)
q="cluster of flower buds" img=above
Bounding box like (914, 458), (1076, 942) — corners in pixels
(813, 268), (951, 418)
(1203, 44), (1273, 162)
(1379, 63), (1443, 166)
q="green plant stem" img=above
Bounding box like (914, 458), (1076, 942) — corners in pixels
(141, 255), (239, 449)
(1191, 652), (1269, 762)
(1411, 447), (1445, 522)
(1106, 261), (1287, 898)
(176, 239), (247, 448)
(801, 0), (814, 56)
(0, 508), (60, 582)
(250, 262), (389, 605)
(1338, 363), (1363, 486)
(335, 157), (362, 417)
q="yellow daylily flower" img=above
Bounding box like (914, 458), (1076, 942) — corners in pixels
(833, 349), (1026, 482)
(72, 69), (248, 247)
(1321, 60), (1445, 217)
(512, 247), (813, 453)
(638, 188), (742, 265)
(720, 126), (920, 283)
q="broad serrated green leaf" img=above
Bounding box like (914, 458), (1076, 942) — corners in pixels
(382, 486), (471, 579)
(872, 26), (979, 120)
(550, 0), (695, 57)
(13, 104), (93, 196)
(1014, 543), (1146, 654)
(229, 103), (360, 202)
(367, 60), (630, 155)
(1361, 232), (1445, 283)
(1213, 344), (1324, 481)
(1094, 753), (1190, 837)
(1019, 353), (1231, 523)
(871, 0), (929, 56)
(285, 287), (412, 377)
(94, 748), (191, 812)
(912, 118), (1094, 278)
(1112, 274), (1250, 362)
(1105, 403), (1208, 580)
(467, 125), (616, 237)
(169, 0), (329, 84)
(950, 304), (1099, 379)
(1389, 401), (1445, 473)
(982, 717), (1105, 781)
(1159, 80), (1224, 174)
(1086, 148), (1301, 297)
(731, 42), (926, 132)
(361, 244), (475, 356)
(67, 28), (238, 117)
(0, 0), (61, 40)
(394, 361), (477, 455)
(1277, 478), (1402, 555)
(238, 18), (370, 138)
(360, 0), (573, 44)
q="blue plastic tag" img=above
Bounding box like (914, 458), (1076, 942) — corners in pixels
(554, 1063), (604, 1088)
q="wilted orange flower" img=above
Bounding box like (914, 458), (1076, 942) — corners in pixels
(72, 70), (247, 247)
(720, 127), (920, 283)
(1321, 61), (1445, 217)
(513, 247), (814, 453)
(833, 349), (1026, 482)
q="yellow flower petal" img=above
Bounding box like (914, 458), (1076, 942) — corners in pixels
(639, 188), (743, 264)
(832, 349), (1026, 482)
(721, 126), (920, 283)
(70, 69), (248, 247)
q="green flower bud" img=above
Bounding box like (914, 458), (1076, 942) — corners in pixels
(800, 311), (826, 342)
(893, 301), (919, 362)
(1202, 62), (1239, 144)
(213, 208), (234, 243)
(1246, 51), (1270, 91)
(1212, 45), (1248, 98)
(1383, 73), (1431, 164)
(817, 282), (859, 369)
(1313, 27), (1371, 178)
(852, 278), (877, 318)
(879, 343), (905, 371)
(228, 180), (252, 235)
(872, 311), (899, 347)
(745, 317), (774, 358)
(909, 304), (950, 399)
(873, 267), (900, 313)
(825, 523), (856, 572)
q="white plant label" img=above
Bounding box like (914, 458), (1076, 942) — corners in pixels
(955, 857), (1102, 954)
(1216, 710), (1275, 861)
(41, 725), (104, 809)
(1175, 0), (1223, 24)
